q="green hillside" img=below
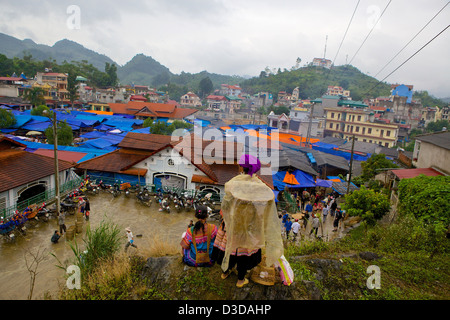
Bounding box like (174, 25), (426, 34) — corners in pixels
(240, 65), (392, 101)
(0, 33), (115, 71)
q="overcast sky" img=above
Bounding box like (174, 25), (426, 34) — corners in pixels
(0, 0), (449, 97)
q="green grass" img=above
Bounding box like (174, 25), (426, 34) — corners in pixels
(285, 215), (450, 300)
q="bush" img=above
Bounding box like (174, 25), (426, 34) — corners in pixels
(342, 186), (390, 226)
(398, 175), (450, 228)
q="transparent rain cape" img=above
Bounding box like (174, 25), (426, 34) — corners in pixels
(220, 174), (284, 271)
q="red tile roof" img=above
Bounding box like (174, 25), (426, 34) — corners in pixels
(119, 132), (175, 151)
(32, 149), (87, 164)
(109, 101), (198, 119)
(391, 168), (444, 180)
(0, 149), (75, 193)
(76, 149), (154, 175)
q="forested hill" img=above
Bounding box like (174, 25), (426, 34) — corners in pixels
(239, 65), (392, 101)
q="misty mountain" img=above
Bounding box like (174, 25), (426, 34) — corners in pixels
(0, 33), (245, 89)
(117, 53), (173, 87)
(0, 33), (115, 71)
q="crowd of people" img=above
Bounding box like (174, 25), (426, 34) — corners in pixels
(280, 191), (345, 241)
(178, 156), (348, 288)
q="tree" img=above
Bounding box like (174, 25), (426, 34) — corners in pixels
(0, 109), (17, 128)
(342, 186), (391, 226)
(152, 71), (170, 87)
(22, 87), (45, 106)
(198, 77), (213, 98)
(104, 62), (118, 87)
(31, 105), (52, 117)
(45, 120), (73, 146)
(356, 153), (398, 184)
(425, 120), (449, 133)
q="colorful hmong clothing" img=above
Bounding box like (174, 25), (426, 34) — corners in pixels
(182, 223), (218, 267)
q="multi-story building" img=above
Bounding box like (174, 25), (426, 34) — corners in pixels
(326, 86), (350, 97)
(312, 58), (332, 69)
(35, 72), (69, 102)
(219, 84), (242, 97)
(206, 95), (228, 111)
(180, 92), (202, 108)
(324, 107), (399, 147)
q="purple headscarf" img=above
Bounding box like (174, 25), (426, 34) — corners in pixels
(239, 154), (261, 177)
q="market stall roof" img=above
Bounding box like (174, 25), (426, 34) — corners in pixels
(272, 170), (316, 190)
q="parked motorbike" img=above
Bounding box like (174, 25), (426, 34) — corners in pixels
(136, 187), (152, 207)
(36, 202), (50, 222)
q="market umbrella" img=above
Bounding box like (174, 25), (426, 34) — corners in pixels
(25, 131), (43, 136)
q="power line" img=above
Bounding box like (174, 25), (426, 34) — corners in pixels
(331, 0), (361, 67)
(363, 24), (450, 97)
(325, 0), (361, 83)
(348, 0), (392, 66)
(374, 1), (450, 78)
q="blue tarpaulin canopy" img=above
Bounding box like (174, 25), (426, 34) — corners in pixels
(131, 127), (151, 134)
(12, 115), (32, 128)
(272, 170), (316, 190)
(80, 138), (116, 149)
(316, 178), (333, 188)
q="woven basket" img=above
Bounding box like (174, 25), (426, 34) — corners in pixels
(251, 264), (276, 286)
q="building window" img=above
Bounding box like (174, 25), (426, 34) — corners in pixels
(387, 130), (390, 137)
(357, 115), (361, 121)
(368, 128), (372, 134)
(356, 126), (359, 132)
(329, 123), (333, 129)
(331, 112), (334, 119)
(167, 158), (174, 166)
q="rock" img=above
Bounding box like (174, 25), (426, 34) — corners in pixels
(302, 280), (322, 300)
(358, 251), (382, 261)
(305, 258), (343, 281)
(141, 255), (179, 285)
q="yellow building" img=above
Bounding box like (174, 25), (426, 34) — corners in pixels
(86, 103), (111, 112)
(36, 72), (69, 101)
(324, 107), (399, 147)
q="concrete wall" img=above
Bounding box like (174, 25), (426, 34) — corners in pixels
(413, 141), (450, 174)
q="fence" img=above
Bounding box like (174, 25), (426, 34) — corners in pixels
(87, 174), (223, 202)
(1, 176), (84, 220)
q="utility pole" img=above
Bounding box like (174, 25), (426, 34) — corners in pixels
(305, 102), (315, 148)
(52, 111), (60, 217)
(347, 134), (355, 194)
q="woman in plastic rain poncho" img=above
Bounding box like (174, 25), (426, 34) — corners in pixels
(219, 154), (284, 288)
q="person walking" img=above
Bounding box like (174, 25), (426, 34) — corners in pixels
(333, 208), (343, 232)
(291, 219), (301, 241)
(84, 198), (90, 221)
(58, 211), (66, 235)
(330, 198), (337, 217)
(310, 214), (320, 238)
(322, 205), (329, 223)
(125, 227), (137, 251)
(284, 217), (293, 240)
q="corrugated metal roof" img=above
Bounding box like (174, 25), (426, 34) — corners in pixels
(391, 168), (444, 180)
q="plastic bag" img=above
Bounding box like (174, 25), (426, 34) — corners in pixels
(274, 255), (294, 286)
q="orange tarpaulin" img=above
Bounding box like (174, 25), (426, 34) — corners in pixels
(282, 172), (299, 185)
(85, 110), (114, 115)
(245, 130), (320, 147)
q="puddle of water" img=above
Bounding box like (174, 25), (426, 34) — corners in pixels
(0, 192), (195, 300)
